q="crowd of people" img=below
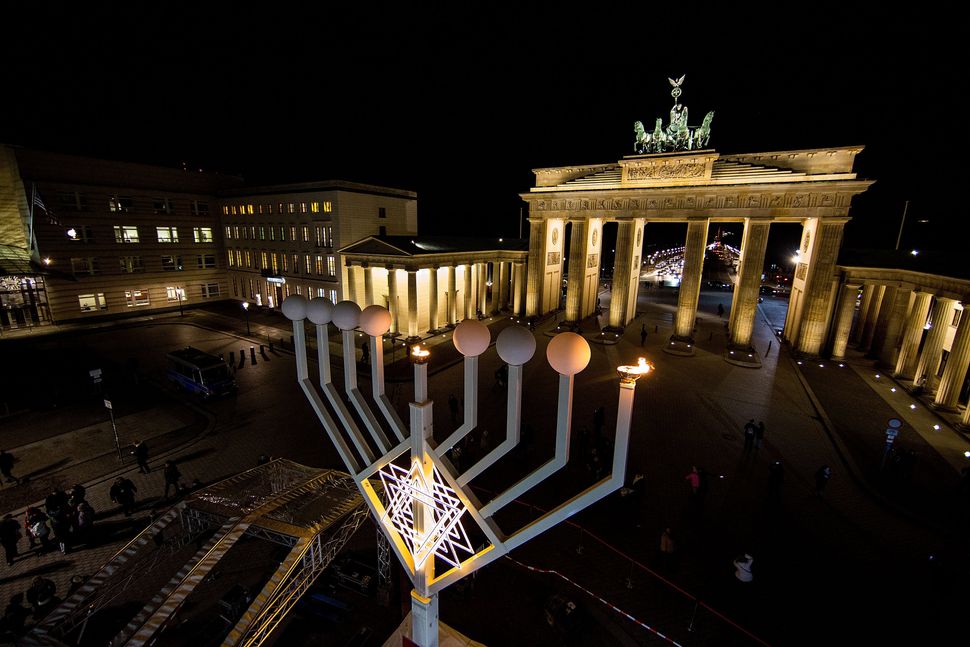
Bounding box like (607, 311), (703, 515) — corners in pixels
(1, 483), (96, 566)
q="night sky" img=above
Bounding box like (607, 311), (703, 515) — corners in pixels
(2, 4), (964, 265)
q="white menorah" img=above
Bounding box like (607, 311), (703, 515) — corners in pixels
(282, 295), (651, 647)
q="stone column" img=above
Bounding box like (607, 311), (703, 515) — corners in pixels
(728, 220), (771, 349)
(476, 262), (487, 316)
(608, 221), (636, 330)
(363, 265), (373, 307)
(513, 261), (525, 316)
(447, 265), (457, 325)
(894, 291), (932, 379)
(934, 306), (970, 411)
(672, 218), (709, 341)
(565, 220), (588, 323)
(463, 263), (472, 320)
(407, 270), (419, 340)
(849, 283), (875, 346)
(525, 219), (544, 317)
(499, 261), (510, 311)
(868, 286), (898, 360)
(428, 267), (439, 332)
(488, 263), (500, 315)
(877, 288), (913, 370)
(830, 283), (862, 359)
(859, 284), (885, 351)
(914, 297), (956, 391)
(794, 220), (847, 356)
(346, 265), (359, 303)
(387, 268), (400, 335)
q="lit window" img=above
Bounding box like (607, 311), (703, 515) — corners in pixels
(247, 204), (254, 215)
(329, 289), (337, 303)
(244, 250), (251, 268)
(201, 283), (221, 298)
(317, 288), (326, 297)
(266, 204), (273, 214)
(67, 225), (93, 242)
(261, 252), (269, 269)
(78, 293), (107, 311)
(271, 253), (279, 273)
(113, 225), (140, 243)
(242, 227), (249, 240)
(259, 226), (265, 241)
(231, 205), (237, 215)
(290, 226), (297, 241)
(109, 196), (133, 212)
(327, 256), (336, 276)
(315, 226), (323, 247)
(269, 226), (276, 241)
(125, 289), (151, 307)
(300, 202), (308, 213)
(288, 203), (296, 214)
(193, 227), (213, 243)
(954, 310), (963, 327)
(227, 250), (235, 267)
(161, 255), (184, 271)
(235, 250), (242, 266)
(239, 204), (246, 215)
(156, 226), (179, 243)
(315, 255), (324, 275)
(280, 226), (286, 241)
(325, 225), (333, 247)
(302, 225), (309, 242)
(232, 276), (238, 296)
(119, 256), (143, 273)
(323, 201), (333, 214)
(225, 226), (232, 239)
(197, 254), (216, 269)
(311, 201), (320, 213)
(278, 203), (284, 214)
(165, 286), (185, 302)
(257, 204), (264, 215)
(233, 226), (240, 239)
(304, 254), (311, 274)
(223, 205), (230, 215)
(282, 254), (289, 272)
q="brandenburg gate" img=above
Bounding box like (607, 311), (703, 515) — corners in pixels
(520, 78), (873, 362)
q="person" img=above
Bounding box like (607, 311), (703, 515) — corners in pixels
(163, 461), (182, 499)
(0, 450), (19, 485)
(755, 421), (766, 449)
(73, 502), (95, 544)
(45, 489), (67, 515)
(360, 339), (370, 364)
(448, 393), (460, 425)
(815, 464), (832, 495)
(640, 324), (647, 346)
(25, 577), (60, 620)
(733, 553), (754, 582)
(133, 440), (150, 474)
(2, 593), (30, 637)
(47, 505), (71, 555)
(659, 527), (676, 567)
(685, 466), (700, 496)
(110, 477), (138, 516)
(0, 514), (21, 566)
(717, 303), (725, 317)
(743, 419), (757, 452)
(24, 507), (50, 552)
(68, 483), (87, 508)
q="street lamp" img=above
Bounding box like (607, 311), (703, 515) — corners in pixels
(242, 301), (250, 336)
(176, 287), (184, 317)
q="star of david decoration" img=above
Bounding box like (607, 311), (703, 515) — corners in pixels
(379, 460), (474, 570)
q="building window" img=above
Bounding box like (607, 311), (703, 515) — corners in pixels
(314, 255), (324, 275)
(244, 250), (252, 268)
(201, 283), (221, 298)
(261, 252), (269, 269)
(278, 202), (284, 215)
(58, 191), (87, 211)
(329, 289), (337, 303)
(265, 204), (272, 214)
(108, 196), (133, 212)
(70, 257), (98, 275)
(227, 250), (235, 267)
(379, 207), (386, 218)
(161, 255), (184, 271)
(269, 226), (276, 241)
(66, 225), (93, 242)
(327, 256), (336, 276)
(247, 204), (254, 215)
(325, 225), (333, 247)
(193, 201), (209, 216)
(279, 226), (286, 241)
(315, 226), (323, 247)
(156, 226), (179, 243)
(317, 288), (326, 298)
(235, 249), (242, 267)
(165, 286), (186, 302)
(282, 254), (289, 272)
(295, 285), (302, 295)
(300, 202), (308, 214)
(290, 226), (297, 242)
(379, 225), (386, 236)
(125, 289), (151, 307)
(152, 198), (173, 214)
(311, 201), (320, 213)
(225, 226), (232, 239)
(113, 225), (140, 243)
(271, 253), (279, 273)
(197, 254), (216, 269)
(287, 203), (296, 214)
(250, 226), (255, 239)
(222, 205), (230, 215)
(78, 293), (107, 311)
(233, 226), (240, 239)
(304, 254), (311, 274)
(193, 227), (214, 243)
(119, 256), (143, 273)
(230, 205), (237, 215)
(323, 201), (333, 214)
(302, 226), (310, 242)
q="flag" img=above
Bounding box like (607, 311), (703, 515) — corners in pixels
(32, 185), (59, 225)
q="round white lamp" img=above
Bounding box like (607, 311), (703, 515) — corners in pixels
(360, 305), (392, 337)
(306, 298), (334, 325)
(331, 300), (362, 331)
(453, 319), (490, 357)
(546, 332), (591, 376)
(281, 295), (308, 321)
(496, 325), (536, 366)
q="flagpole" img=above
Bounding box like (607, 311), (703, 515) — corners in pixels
(28, 182), (36, 255)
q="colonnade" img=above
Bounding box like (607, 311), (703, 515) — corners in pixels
(830, 275), (970, 422)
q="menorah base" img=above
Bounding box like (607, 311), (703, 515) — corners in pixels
(382, 610), (486, 647)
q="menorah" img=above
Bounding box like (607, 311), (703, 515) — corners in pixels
(282, 295), (651, 647)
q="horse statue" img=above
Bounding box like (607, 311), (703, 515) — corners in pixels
(650, 118), (666, 152)
(634, 119), (669, 154)
(693, 111), (714, 148)
(634, 121), (649, 154)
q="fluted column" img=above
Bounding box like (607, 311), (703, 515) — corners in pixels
(565, 220), (588, 322)
(407, 270), (419, 340)
(794, 220), (846, 356)
(499, 261), (509, 311)
(488, 263), (499, 315)
(608, 221), (636, 330)
(346, 265), (359, 302)
(476, 263), (487, 316)
(914, 297), (956, 391)
(673, 218), (709, 340)
(877, 288), (913, 369)
(934, 306), (970, 411)
(728, 220), (771, 349)
(894, 292), (932, 379)
(849, 283), (875, 346)
(462, 263), (472, 320)
(830, 283), (862, 359)
(428, 267), (439, 332)
(513, 261), (525, 316)
(859, 284), (886, 351)
(388, 268), (400, 335)
(867, 286), (898, 359)
(363, 265), (373, 307)
(447, 265), (457, 325)
(525, 219), (544, 317)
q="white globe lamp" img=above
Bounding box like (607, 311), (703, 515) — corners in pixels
(331, 300), (362, 331)
(546, 332), (591, 376)
(453, 319), (490, 357)
(496, 325), (536, 366)
(281, 295), (308, 321)
(360, 305), (392, 337)
(306, 298), (334, 325)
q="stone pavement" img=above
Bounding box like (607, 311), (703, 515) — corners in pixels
(1, 290), (969, 645)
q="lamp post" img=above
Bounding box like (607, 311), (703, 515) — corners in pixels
(242, 301), (250, 336)
(176, 287), (184, 317)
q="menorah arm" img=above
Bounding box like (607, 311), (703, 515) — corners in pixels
(315, 323), (331, 387)
(343, 331), (394, 453)
(436, 356), (479, 453)
(370, 335), (407, 441)
(298, 378), (362, 474)
(456, 364), (522, 486)
(478, 373), (573, 517)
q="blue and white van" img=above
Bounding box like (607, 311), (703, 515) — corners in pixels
(165, 347), (236, 398)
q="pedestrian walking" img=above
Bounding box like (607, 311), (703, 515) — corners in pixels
(68, 483), (87, 508)
(717, 302), (725, 317)
(640, 324), (647, 346)
(73, 502), (95, 544)
(0, 450), (20, 485)
(47, 507), (70, 555)
(110, 477), (138, 516)
(685, 466), (701, 496)
(659, 527), (676, 567)
(0, 514), (21, 566)
(44, 489), (67, 515)
(25, 577), (59, 621)
(163, 461), (182, 499)
(755, 421), (766, 449)
(815, 464), (832, 495)
(448, 393), (460, 425)
(24, 507), (50, 553)
(360, 339), (370, 364)
(133, 440), (150, 473)
(743, 419), (756, 452)
(733, 553), (754, 582)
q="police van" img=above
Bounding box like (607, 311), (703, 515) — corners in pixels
(165, 347), (236, 398)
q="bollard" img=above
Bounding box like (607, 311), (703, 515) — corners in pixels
(289, 335), (294, 348)
(250, 346), (257, 363)
(229, 350), (235, 364)
(240, 348), (246, 366)
(260, 344), (265, 354)
(269, 341), (274, 353)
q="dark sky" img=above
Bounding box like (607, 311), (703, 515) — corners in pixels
(2, 4), (965, 262)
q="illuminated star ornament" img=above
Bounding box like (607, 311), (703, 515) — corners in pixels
(379, 461), (474, 570)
